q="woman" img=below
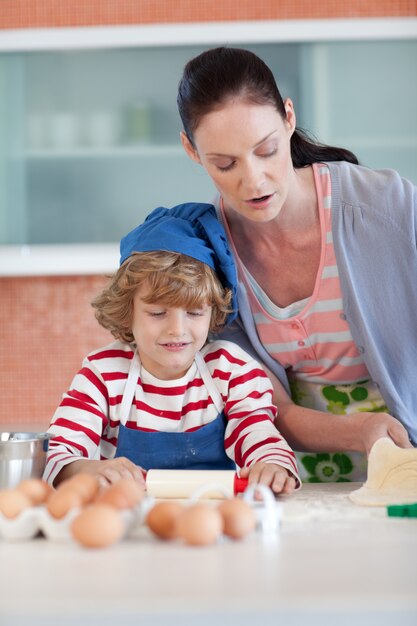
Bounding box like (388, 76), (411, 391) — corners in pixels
(177, 46), (415, 482)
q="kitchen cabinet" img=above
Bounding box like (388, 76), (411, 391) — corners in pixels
(0, 22), (416, 273)
(300, 40), (417, 179)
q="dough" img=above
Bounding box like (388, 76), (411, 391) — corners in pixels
(349, 437), (417, 506)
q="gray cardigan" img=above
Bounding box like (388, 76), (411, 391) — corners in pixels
(215, 161), (417, 445)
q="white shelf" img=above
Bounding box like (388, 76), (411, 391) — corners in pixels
(0, 243), (119, 276)
(25, 144), (183, 159)
(332, 137), (417, 149)
(24, 138), (417, 161)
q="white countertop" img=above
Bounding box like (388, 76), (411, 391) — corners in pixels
(0, 483), (416, 625)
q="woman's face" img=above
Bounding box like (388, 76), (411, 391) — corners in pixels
(181, 99), (296, 224)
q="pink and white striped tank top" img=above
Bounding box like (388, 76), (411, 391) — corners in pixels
(222, 163), (370, 385)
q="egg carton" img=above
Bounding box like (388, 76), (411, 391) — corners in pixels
(0, 498), (153, 542)
(0, 483), (281, 543)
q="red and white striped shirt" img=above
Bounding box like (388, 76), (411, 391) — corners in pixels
(44, 339), (299, 485)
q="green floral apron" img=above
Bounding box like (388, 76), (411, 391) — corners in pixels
(290, 378), (388, 483)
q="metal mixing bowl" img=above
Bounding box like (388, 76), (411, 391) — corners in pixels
(0, 432), (52, 489)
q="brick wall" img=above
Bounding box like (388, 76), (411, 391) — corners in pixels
(0, 0), (415, 29)
(0, 276), (111, 427)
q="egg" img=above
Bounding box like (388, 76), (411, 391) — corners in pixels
(57, 473), (100, 504)
(95, 478), (144, 510)
(146, 501), (183, 540)
(46, 488), (84, 519)
(217, 498), (256, 539)
(177, 503), (223, 546)
(0, 489), (32, 519)
(17, 478), (52, 505)
(71, 504), (125, 548)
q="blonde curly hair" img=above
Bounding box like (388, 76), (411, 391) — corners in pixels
(92, 251), (233, 344)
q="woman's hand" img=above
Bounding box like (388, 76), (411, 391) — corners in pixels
(55, 457), (146, 489)
(239, 462), (297, 495)
(263, 364), (414, 455)
(355, 412), (412, 455)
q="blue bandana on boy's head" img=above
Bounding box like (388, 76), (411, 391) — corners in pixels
(119, 202), (238, 326)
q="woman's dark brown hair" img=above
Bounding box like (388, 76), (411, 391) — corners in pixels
(177, 46), (358, 167)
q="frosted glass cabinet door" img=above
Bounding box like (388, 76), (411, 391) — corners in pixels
(0, 56), (27, 245)
(0, 43), (301, 246)
(0, 40), (416, 248)
(17, 46), (220, 245)
(300, 40), (417, 184)
(0, 47), (216, 246)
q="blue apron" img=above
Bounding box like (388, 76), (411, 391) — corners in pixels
(114, 351), (235, 471)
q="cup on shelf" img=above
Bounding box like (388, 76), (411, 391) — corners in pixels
(83, 112), (122, 148)
(125, 102), (152, 144)
(26, 114), (49, 150)
(49, 112), (80, 150)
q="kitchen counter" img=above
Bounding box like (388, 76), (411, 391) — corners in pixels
(0, 483), (416, 626)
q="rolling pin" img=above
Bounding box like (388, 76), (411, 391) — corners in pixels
(145, 469), (249, 499)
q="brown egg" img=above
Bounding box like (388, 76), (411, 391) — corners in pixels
(95, 478), (145, 510)
(46, 488), (84, 519)
(18, 478), (52, 505)
(146, 501), (183, 540)
(177, 504), (223, 546)
(58, 473), (100, 504)
(0, 489), (32, 519)
(217, 498), (256, 539)
(71, 504), (125, 548)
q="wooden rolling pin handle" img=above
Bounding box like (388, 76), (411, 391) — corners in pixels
(144, 469), (249, 499)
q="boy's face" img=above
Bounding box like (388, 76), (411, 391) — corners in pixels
(132, 284), (212, 380)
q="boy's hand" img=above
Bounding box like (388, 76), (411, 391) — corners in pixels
(239, 462), (297, 495)
(92, 457), (146, 488)
(56, 457), (146, 489)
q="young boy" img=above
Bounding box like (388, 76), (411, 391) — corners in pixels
(44, 202), (300, 494)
